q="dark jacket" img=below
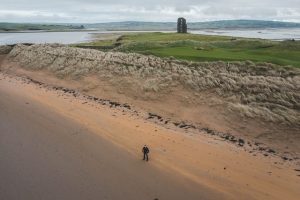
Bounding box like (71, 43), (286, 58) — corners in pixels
(142, 146), (149, 154)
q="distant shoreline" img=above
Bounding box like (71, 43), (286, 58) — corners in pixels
(0, 29), (99, 33)
(1, 28), (299, 46)
(2, 26), (300, 33)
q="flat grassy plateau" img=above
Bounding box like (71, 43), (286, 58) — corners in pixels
(75, 32), (300, 68)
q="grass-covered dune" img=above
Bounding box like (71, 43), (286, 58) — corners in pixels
(76, 32), (300, 68)
(5, 44), (300, 126)
(1, 43), (299, 153)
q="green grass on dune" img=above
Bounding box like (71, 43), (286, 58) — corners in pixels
(75, 32), (300, 67)
(121, 32), (231, 43)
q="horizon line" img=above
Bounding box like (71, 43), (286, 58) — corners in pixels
(1, 19), (300, 24)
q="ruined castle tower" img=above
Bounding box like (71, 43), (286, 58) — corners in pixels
(177, 17), (187, 33)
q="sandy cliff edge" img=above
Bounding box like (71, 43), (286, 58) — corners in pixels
(0, 44), (299, 156)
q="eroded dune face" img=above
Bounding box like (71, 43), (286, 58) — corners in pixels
(6, 44), (300, 126)
(0, 45), (13, 55)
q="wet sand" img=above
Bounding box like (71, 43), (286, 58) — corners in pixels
(0, 73), (299, 200)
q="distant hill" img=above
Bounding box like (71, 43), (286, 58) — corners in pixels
(0, 23), (85, 32)
(85, 20), (300, 31)
(1, 20), (300, 32)
(189, 20), (300, 29)
(85, 21), (175, 31)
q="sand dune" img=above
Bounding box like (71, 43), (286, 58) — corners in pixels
(1, 44), (299, 155)
(0, 72), (299, 200)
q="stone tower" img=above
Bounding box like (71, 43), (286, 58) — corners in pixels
(177, 17), (187, 33)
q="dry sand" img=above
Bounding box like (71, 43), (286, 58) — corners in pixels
(0, 72), (299, 200)
(0, 73), (223, 200)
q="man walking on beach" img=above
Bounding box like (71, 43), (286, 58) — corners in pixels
(142, 145), (150, 161)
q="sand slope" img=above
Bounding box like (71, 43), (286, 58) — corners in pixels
(0, 73), (299, 200)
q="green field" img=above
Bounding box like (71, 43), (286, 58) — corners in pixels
(75, 32), (300, 67)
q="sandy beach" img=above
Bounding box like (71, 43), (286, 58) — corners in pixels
(0, 73), (224, 200)
(0, 71), (299, 200)
(1, 0), (300, 198)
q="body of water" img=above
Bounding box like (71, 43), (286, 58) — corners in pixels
(0, 28), (300, 45)
(0, 31), (93, 45)
(191, 28), (300, 41)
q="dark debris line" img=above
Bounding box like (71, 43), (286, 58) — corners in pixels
(22, 75), (299, 164)
(146, 112), (298, 163)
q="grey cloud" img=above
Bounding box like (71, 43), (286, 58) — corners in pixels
(0, 0), (299, 23)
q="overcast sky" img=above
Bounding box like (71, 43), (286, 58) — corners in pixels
(1, 0), (300, 23)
